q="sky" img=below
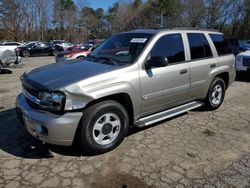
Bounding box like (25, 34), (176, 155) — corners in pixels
(88, 0), (118, 10)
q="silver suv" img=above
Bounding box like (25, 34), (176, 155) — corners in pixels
(16, 28), (235, 154)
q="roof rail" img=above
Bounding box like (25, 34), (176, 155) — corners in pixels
(170, 26), (219, 32)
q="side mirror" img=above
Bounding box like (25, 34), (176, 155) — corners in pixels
(145, 56), (168, 69)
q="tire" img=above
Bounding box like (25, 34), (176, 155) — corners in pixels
(204, 77), (226, 110)
(76, 56), (85, 59)
(0, 60), (2, 73)
(53, 50), (59, 56)
(22, 50), (30, 57)
(77, 100), (129, 154)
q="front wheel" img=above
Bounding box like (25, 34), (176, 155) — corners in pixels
(204, 77), (226, 110)
(77, 100), (129, 154)
(52, 50), (59, 56)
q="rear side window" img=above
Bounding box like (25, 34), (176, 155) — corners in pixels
(188, 33), (212, 60)
(209, 34), (232, 56)
(150, 34), (185, 64)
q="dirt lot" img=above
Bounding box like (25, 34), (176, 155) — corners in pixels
(0, 57), (250, 188)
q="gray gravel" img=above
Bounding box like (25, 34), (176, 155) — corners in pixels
(0, 57), (250, 187)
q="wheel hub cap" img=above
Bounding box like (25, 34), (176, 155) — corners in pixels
(102, 123), (113, 135)
(92, 113), (121, 145)
(211, 84), (222, 105)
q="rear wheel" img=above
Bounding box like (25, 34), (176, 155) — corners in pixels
(0, 60), (2, 73)
(204, 77), (226, 110)
(76, 56), (85, 59)
(77, 100), (129, 154)
(22, 50), (30, 57)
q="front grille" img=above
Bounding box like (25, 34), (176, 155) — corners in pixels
(21, 74), (47, 108)
(26, 97), (40, 109)
(243, 58), (250, 67)
(22, 82), (39, 98)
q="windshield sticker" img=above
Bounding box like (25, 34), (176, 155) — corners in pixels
(130, 38), (148, 43)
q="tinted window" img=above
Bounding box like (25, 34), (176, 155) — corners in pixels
(188, 33), (212, 60)
(201, 34), (213, 57)
(209, 34), (232, 55)
(150, 34), (185, 64)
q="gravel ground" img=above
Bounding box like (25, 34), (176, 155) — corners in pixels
(0, 57), (250, 188)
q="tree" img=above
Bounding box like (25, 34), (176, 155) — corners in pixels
(182, 0), (206, 27)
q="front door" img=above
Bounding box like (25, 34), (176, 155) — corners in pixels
(139, 33), (190, 115)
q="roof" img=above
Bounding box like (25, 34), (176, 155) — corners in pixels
(127, 27), (220, 35)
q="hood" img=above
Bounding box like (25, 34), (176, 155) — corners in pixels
(238, 50), (250, 57)
(25, 60), (119, 89)
(241, 44), (250, 50)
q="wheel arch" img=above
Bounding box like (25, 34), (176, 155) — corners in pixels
(84, 93), (134, 125)
(214, 72), (229, 89)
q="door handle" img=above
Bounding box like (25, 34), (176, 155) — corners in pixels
(180, 69), (188, 75)
(210, 63), (216, 68)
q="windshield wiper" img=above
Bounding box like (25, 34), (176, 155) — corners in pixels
(97, 56), (119, 65)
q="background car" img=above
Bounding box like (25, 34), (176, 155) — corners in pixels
(236, 50), (250, 74)
(50, 40), (73, 51)
(56, 44), (93, 62)
(16, 42), (64, 57)
(1, 42), (23, 46)
(239, 40), (250, 52)
(0, 42), (23, 55)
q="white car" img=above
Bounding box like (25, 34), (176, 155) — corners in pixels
(236, 50), (250, 73)
(51, 40), (73, 51)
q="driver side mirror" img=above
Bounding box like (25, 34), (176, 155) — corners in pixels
(145, 56), (168, 69)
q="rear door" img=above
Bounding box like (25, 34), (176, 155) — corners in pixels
(139, 33), (190, 114)
(186, 32), (217, 99)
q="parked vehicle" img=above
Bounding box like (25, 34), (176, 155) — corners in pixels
(235, 50), (250, 74)
(56, 44), (93, 62)
(50, 40), (73, 51)
(1, 42), (23, 46)
(16, 42), (64, 57)
(16, 28), (235, 154)
(0, 42), (22, 54)
(0, 48), (21, 71)
(239, 41), (250, 52)
(67, 43), (92, 51)
(228, 38), (240, 55)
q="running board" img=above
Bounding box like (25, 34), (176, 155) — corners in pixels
(134, 101), (204, 128)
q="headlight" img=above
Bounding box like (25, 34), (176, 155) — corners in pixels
(38, 91), (66, 111)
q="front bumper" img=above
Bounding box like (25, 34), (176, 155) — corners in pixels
(235, 61), (250, 72)
(16, 94), (82, 146)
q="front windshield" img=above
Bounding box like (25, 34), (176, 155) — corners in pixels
(91, 33), (153, 64)
(26, 42), (36, 48)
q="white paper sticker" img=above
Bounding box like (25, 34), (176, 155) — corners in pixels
(130, 38), (148, 43)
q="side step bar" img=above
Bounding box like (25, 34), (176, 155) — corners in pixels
(134, 101), (204, 128)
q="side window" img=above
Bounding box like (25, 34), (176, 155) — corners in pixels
(187, 33), (212, 60)
(150, 34), (185, 64)
(209, 34), (232, 56)
(201, 34), (212, 57)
